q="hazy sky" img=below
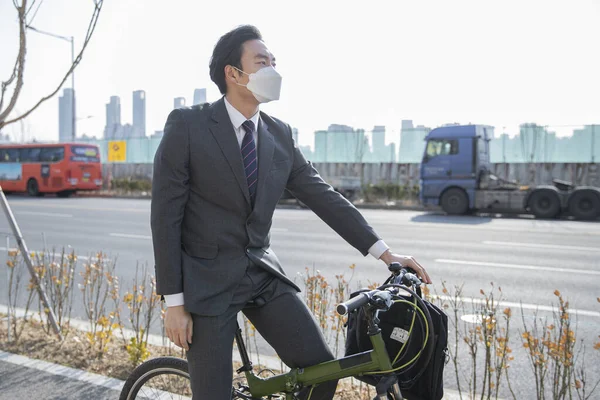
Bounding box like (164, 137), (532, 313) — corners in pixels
(1, 0), (599, 147)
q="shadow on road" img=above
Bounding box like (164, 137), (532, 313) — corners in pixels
(411, 212), (493, 225)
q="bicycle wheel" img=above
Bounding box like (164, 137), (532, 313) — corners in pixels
(119, 357), (192, 400)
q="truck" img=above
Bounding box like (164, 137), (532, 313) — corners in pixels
(419, 124), (600, 220)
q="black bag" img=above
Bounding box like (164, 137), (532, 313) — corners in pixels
(344, 286), (448, 400)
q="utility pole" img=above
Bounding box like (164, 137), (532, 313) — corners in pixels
(0, 186), (62, 339)
(71, 36), (75, 141)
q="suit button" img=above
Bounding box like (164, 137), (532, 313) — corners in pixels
(246, 248), (250, 254)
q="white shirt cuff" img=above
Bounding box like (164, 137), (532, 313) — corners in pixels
(368, 239), (389, 260)
(164, 292), (185, 307)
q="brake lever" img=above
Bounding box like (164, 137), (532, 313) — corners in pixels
(370, 291), (393, 310)
(403, 272), (422, 287)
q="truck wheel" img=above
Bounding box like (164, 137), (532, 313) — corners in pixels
(441, 188), (469, 215)
(528, 190), (560, 219)
(568, 190), (600, 220)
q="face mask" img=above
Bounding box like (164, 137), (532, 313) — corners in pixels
(234, 66), (282, 103)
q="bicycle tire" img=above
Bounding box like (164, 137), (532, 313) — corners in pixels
(119, 356), (191, 400)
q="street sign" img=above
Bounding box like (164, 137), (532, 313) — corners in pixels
(108, 140), (127, 162)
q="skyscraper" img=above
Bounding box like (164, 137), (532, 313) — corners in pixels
(292, 128), (299, 144)
(327, 124), (366, 162)
(132, 90), (146, 137)
(314, 130), (328, 162)
(398, 121), (431, 163)
(58, 88), (76, 142)
(371, 125), (386, 162)
(401, 120), (414, 130)
(104, 96), (121, 139)
(174, 97), (186, 109)
(193, 89), (207, 105)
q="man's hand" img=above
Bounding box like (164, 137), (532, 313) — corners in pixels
(379, 250), (432, 284)
(165, 305), (193, 351)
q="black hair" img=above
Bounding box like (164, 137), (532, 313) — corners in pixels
(209, 25), (263, 95)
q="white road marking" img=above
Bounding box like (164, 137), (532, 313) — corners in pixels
(13, 211), (73, 218)
(435, 259), (600, 276)
(460, 314), (483, 324)
(434, 296), (600, 318)
(109, 233), (152, 240)
(483, 241), (600, 253)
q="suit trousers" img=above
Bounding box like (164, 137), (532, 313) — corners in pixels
(186, 260), (338, 399)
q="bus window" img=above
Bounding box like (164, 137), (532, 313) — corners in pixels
(5, 148), (20, 162)
(20, 147), (42, 162)
(40, 147), (65, 162)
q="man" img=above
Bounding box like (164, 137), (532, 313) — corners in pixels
(151, 24), (431, 400)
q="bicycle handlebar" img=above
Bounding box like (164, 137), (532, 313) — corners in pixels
(336, 291), (372, 316)
(336, 263), (422, 316)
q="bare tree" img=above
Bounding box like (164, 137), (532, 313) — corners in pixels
(0, 0), (104, 131)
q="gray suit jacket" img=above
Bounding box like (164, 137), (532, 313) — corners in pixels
(151, 97), (381, 316)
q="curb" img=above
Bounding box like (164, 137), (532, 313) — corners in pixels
(1, 304), (469, 399)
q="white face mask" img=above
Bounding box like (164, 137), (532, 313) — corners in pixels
(234, 66), (282, 103)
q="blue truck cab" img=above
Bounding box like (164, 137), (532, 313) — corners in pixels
(418, 124), (600, 219)
(419, 125), (493, 214)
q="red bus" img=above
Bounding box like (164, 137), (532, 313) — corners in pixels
(0, 142), (103, 197)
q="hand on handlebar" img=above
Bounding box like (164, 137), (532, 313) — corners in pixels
(379, 251), (432, 284)
(336, 264), (423, 316)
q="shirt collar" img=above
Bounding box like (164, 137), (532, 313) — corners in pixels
(224, 96), (260, 131)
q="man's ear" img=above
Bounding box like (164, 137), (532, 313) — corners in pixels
(225, 65), (242, 85)
(224, 65), (235, 84)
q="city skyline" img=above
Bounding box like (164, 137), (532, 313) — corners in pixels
(293, 122), (600, 164)
(9, 85), (600, 165)
(62, 121), (600, 165)
(6, 83), (599, 147)
(1, 0), (598, 149)
(11, 87), (600, 165)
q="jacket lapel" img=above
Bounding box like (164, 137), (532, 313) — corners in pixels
(253, 116), (274, 209)
(208, 98), (251, 206)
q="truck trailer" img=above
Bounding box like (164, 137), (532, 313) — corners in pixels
(419, 125), (600, 220)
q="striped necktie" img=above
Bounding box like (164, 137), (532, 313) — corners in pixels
(241, 120), (258, 204)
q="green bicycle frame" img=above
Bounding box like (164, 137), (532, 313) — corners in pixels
(236, 325), (394, 399)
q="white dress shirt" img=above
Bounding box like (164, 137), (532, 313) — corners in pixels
(163, 98), (389, 307)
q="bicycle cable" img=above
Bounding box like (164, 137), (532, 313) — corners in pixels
(363, 298), (429, 375)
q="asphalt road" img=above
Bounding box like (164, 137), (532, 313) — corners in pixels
(1, 196), (599, 399)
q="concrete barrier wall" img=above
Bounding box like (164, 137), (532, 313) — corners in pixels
(102, 162), (600, 188)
